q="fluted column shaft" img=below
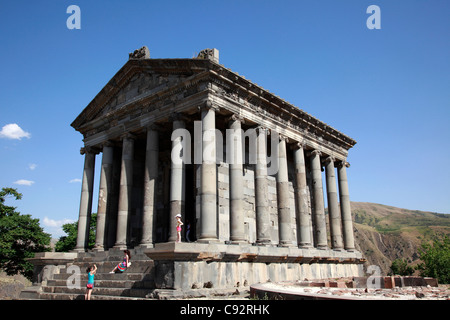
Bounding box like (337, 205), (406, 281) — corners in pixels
(75, 149), (96, 252)
(94, 144), (114, 251)
(276, 136), (293, 246)
(141, 127), (159, 247)
(199, 105), (218, 242)
(337, 161), (356, 251)
(255, 127), (271, 244)
(169, 119), (186, 242)
(228, 115), (246, 243)
(114, 135), (135, 249)
(310, 150), (328, 249)
(325, 156), (344, 250)
(293, 144), (312, 248)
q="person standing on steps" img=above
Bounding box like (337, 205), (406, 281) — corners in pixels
(185, 220), (191, 242)
(85, 264), (97, 300)
(175, 214), (184, 243)
(110, 250), (131, 273)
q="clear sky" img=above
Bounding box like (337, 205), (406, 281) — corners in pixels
(1, 0), (449, 238)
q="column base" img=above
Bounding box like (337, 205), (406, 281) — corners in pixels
(197, 238), (220, 244)
(277, 241), (295, 247)
(139, 243), (155, 249)
(229, 240), (247, 245)
(113, 244), (128, 250)
(253, 240), (272, 246)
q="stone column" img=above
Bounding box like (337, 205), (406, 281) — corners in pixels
(309, 150), (328, 249)
(75, 148), (96, 252)
(169, 118), (186, 242)
(94, 143), (114, 251)
(324, 156), (344, 250)
(293, 143), (312, 248)
(141, 126), (159, 247)
(198, 103), (218, 242)
(227, 115), (245, 243)
(337, 161), (356, 251)
(114, 134), (135, 249)
(276, 135), (293, 246)
(255, 126), (271, 244)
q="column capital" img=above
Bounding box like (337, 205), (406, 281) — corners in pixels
(323, 156), (336, 166)
(279, 134), (289, 143)
(147, 122), (164, 131)
(308, 150), (322, 157)
(290, 141), (307, 151)
(255, 126), (269, 135)
(198, 100), (219, 112)
(169, 112), (188, 122)
(337, 160), (350, 168)
(101, 140), (115, 149)
(80, 146), (100, 155)
(120, 132), (137, 141)
(226, 113), (245, 126)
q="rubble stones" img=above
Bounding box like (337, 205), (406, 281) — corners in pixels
(251, 277), (450, 300)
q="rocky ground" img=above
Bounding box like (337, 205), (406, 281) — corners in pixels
(0, 272), (31, 300)
(252, 281), (450, 300)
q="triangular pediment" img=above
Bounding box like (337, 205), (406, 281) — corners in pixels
(71, 59), (210, 131)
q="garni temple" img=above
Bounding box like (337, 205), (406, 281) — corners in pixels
(26, 47), (365, 299)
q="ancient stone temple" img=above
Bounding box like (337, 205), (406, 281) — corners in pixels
(62, 47), (365, 295)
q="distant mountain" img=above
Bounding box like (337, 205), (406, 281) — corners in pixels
(350, 202), (450, 276)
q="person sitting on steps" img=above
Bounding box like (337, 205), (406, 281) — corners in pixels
(110, 250), (131, 273)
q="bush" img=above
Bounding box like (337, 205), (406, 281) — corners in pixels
(416, 235), (450, 284)
(389, 258), (414, 276)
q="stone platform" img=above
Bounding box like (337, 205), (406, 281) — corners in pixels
(144, 242), (365, 294)
(21, 243), (365, 300)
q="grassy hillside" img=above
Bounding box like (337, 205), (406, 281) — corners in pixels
(350, 202), (450, 276)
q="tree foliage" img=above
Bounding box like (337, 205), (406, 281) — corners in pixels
(389, 258), (414, 276)
(55, 213), (97, 252)
(0, 187), (51, 280)
(416, 235), (450, 284)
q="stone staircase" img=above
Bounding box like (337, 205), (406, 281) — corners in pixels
(36, 248), (156, 300)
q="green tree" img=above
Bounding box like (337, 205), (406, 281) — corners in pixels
(0, 187), (51, 280)
(55, 213), (97, 252)
(416, 235), (450, 284)
(389, 258), (414, 276)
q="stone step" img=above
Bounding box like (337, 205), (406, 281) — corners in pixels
(53, 272), (151, 281)
(76, 248), (150, 262)
(39, 292), (148, 301)
(19, 286), (42, 300)
(67, 260), (154, 274)
(46, 279), (154, 289)
(35, 249), (157, 300)
(42, 285), (153, 298)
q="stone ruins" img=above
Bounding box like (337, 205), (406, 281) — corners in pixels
(26, 47), (366, 298)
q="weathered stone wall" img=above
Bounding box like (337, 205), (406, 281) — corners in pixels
(156, 260), (364, 290)
(214, 153), (304, 245)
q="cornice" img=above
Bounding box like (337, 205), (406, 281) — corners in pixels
(72, 56), (356, 152)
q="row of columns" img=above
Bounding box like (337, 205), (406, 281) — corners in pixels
(75, 105), (355, 251)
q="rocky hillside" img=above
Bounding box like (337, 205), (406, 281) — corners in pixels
(350, 202), (450, 276)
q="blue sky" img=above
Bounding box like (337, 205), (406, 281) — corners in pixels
(1, 0), (449, 238)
